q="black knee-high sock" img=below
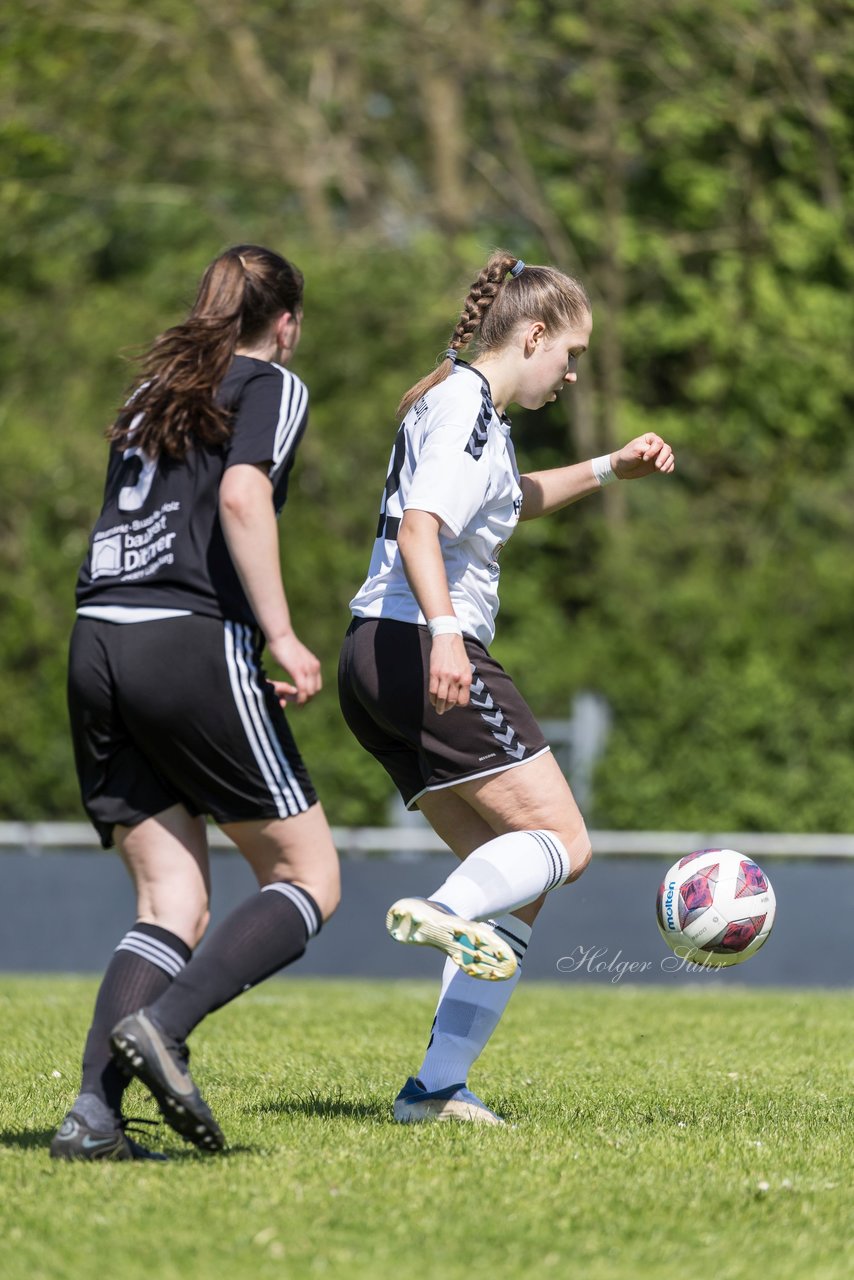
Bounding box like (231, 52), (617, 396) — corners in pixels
(149, 883), (322, 1044)
(81, 922), (192, 1115)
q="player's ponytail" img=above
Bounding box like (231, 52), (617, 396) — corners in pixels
(396, 250), (591, 422)
(109, 245), (304, 460)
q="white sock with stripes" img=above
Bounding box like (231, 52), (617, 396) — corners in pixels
(429, 830), (570, 920)
(417, 915), (531, 1091)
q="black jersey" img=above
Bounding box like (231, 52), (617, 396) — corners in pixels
(75, 356), (308, 626)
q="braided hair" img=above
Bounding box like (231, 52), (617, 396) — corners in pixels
(396, 251), (590, 420)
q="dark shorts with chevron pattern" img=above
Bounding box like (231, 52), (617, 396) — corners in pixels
(338, 616), (550, 809)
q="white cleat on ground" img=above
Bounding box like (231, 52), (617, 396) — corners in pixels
(393, 1077), (505, 1125)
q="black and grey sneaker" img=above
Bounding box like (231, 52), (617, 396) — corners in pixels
(50, 1110), (166, 1162)
(111, 1010), (225, 1153)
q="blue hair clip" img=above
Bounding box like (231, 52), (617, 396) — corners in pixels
(510, 259), (526, 277)
(443, 348), (458, 363)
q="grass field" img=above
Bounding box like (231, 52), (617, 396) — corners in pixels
(0, 977), (851, 1280)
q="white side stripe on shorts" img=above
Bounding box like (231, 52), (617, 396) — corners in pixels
(262, 882), (321, 937)
(224, 621), (309, 818)
(234, 623), (310, 815)
(115, 930), (187, 978)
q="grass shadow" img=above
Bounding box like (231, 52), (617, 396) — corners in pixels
(249, 1091), (388, 1123)
(0, 1128), (56, 1151)
(0, 1126), (255, 1161)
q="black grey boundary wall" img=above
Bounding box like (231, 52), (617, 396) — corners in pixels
(1, 846), (852, 986)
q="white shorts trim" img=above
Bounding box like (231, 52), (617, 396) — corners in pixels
(406, 745), (552, 809)
(77, 605), (192, 624)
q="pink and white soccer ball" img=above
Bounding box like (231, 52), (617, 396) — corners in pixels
(656, 848), (776, 967)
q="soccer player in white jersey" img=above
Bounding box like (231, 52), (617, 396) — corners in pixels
(51, 246), (340, 1160)
(339, 251), (674, 1124)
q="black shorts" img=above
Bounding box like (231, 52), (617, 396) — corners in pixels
(338, 617), (550, 808)
(68, 615), (317, 847)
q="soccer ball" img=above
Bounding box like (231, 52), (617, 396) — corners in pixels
(655, 848), (776, 967)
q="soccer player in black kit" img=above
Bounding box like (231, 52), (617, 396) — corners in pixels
(51, 246), (340, 1160)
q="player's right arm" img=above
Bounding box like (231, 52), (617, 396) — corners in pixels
(396, 508), (471, 716)
(520, 433), (675, 520)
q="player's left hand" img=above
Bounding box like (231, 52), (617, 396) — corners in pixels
(268, 679), (299, 708)
(266, 631), (322, 706)
(612, 433), (675, 480)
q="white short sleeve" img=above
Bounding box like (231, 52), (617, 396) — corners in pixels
(405, 424), (491, 536)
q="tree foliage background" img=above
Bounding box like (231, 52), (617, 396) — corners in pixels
(2, 0), (852, 830)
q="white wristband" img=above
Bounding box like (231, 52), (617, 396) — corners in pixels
(427, 615), (463, 638)
(591, 453), (616, 486)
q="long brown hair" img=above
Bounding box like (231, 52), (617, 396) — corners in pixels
(397, 250), (591, 420)
(109, 245), (304, 459)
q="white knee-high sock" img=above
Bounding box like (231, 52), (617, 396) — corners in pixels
(429, 829), (571, 920)
(418, 915), (532, 1091)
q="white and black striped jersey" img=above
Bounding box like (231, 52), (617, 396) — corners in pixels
(350, 363), (523, 646)
(76, 356), (308, 627)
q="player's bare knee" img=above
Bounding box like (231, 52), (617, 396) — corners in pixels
(174, 903), (210, 948)
(557, 819), (592, 884)
(565, 843), (592, 883)
(299, 873), (341, 923)
(139, 900), (209, 949)
(317, 881), (341, 922)
(192, 907), (211, 946)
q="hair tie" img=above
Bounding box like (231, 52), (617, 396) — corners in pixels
(510, 259), (526, 277)
(443, 348), (458, 363)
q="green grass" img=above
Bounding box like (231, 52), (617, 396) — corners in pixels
(1, 978), (851, 1280)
